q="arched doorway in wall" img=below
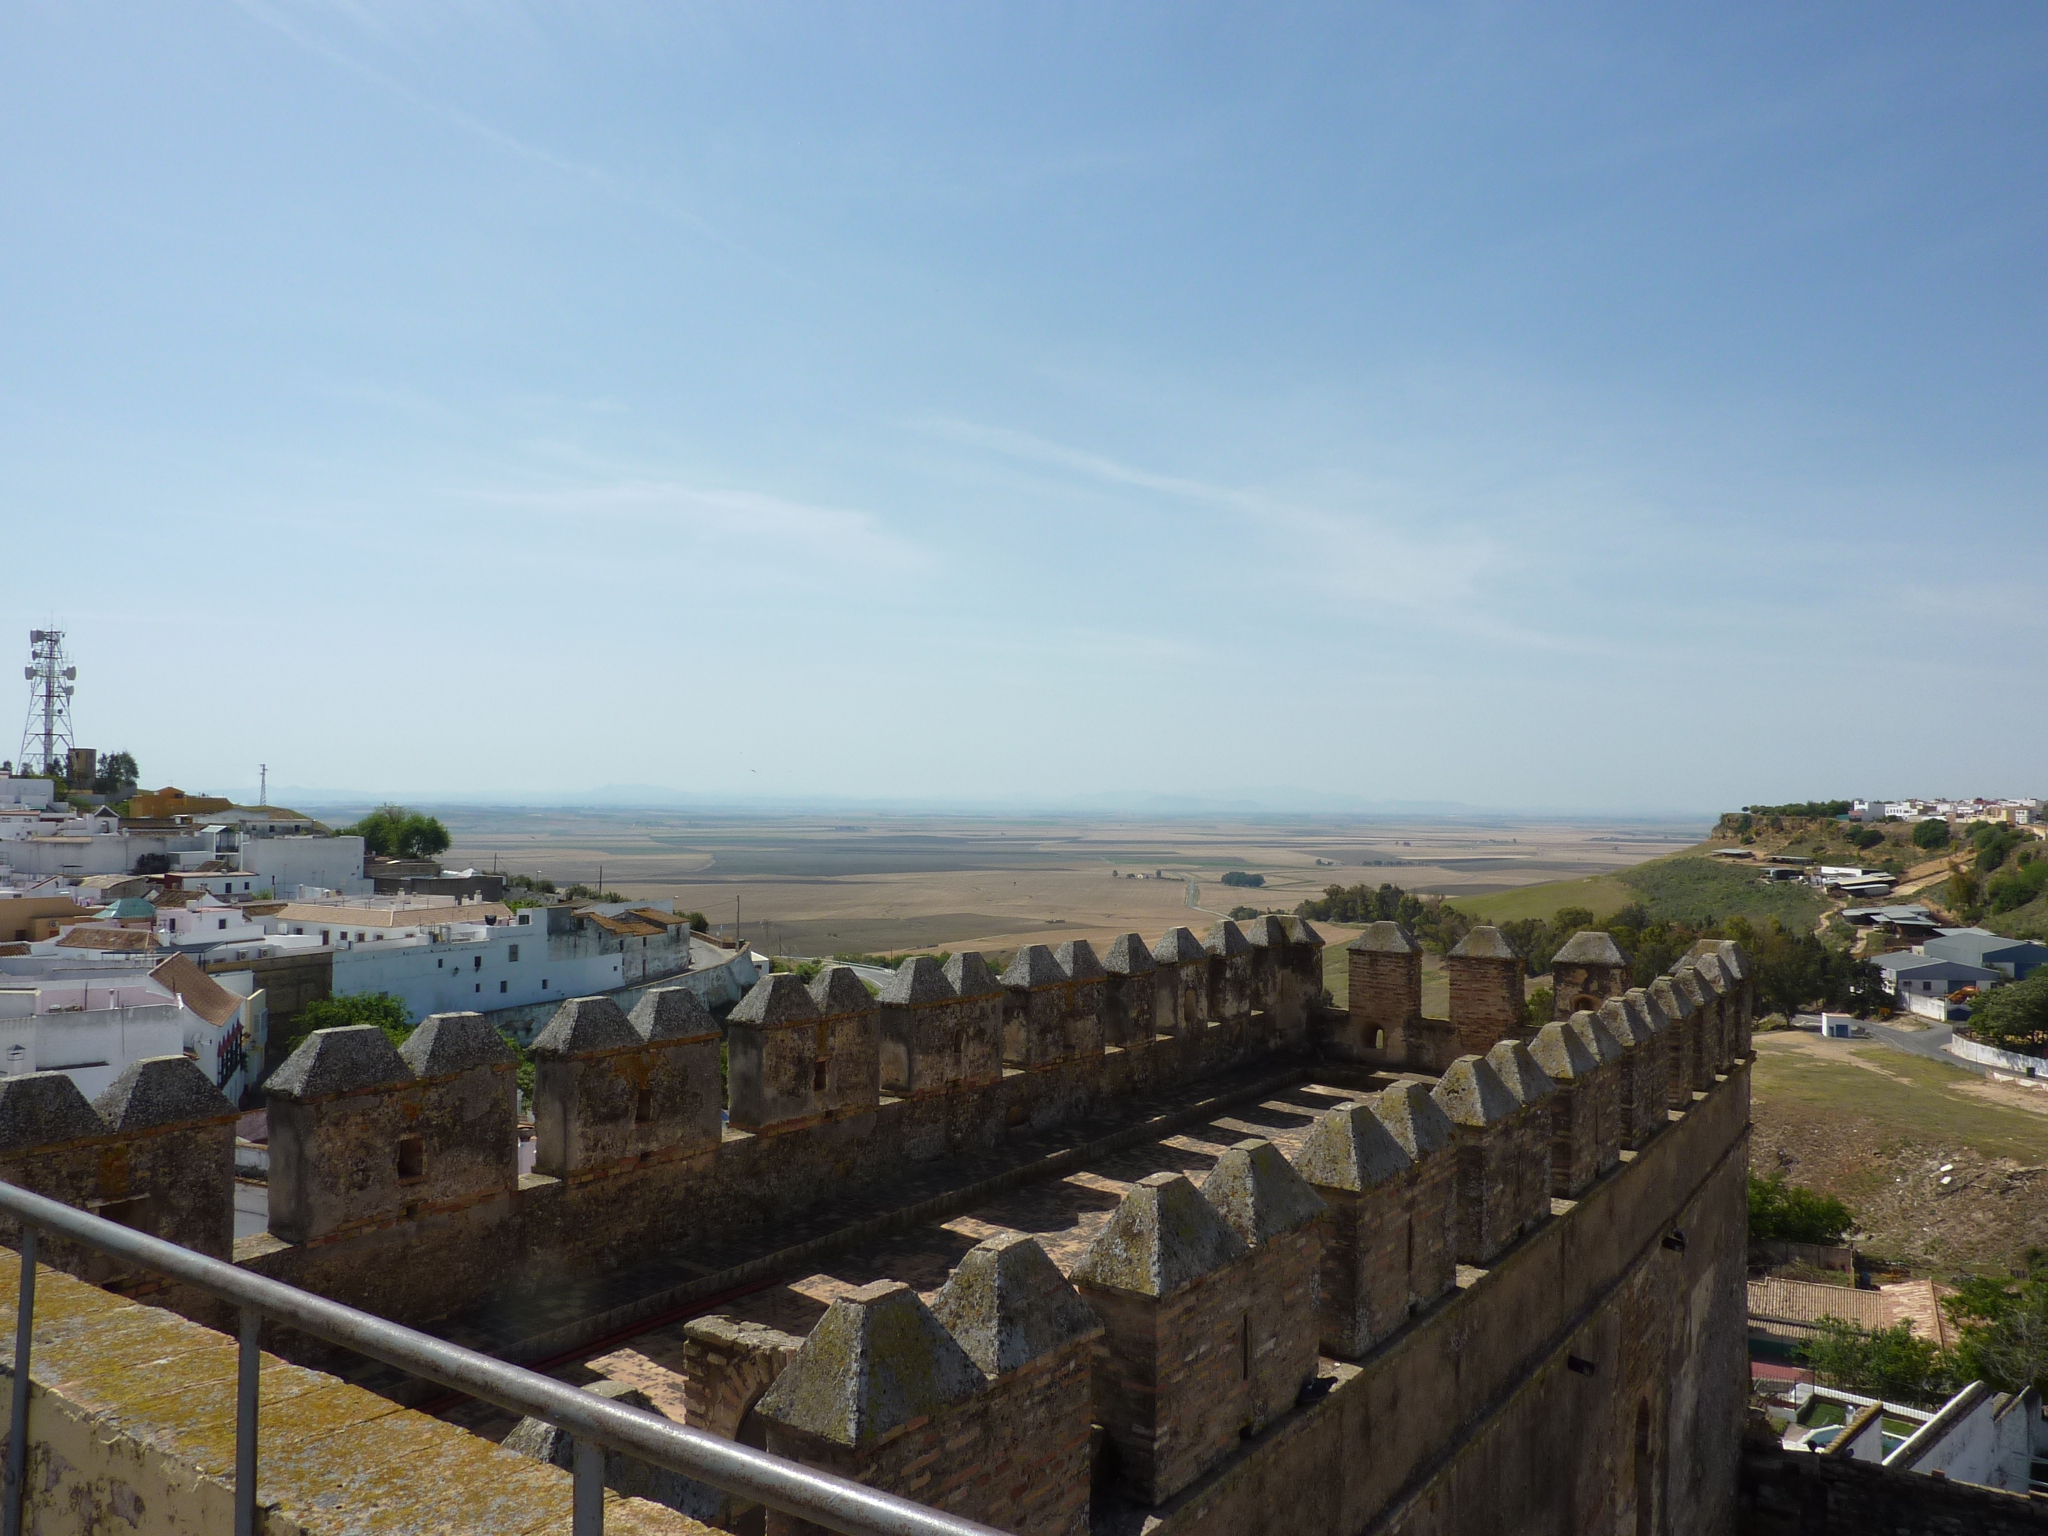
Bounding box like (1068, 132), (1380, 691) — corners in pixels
(1572, 994), (1601, 1015)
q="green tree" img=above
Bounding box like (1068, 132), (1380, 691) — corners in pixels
(1948, 866), (1984, 920)
(1748, 1173), (1854, 1244)
(1523, 987), (1555, 1029)
(1971, 972), (2048, 1054)
(297, 992), (412, 1047)
(1220, 871), (1264, 888)
(1911, 819), (1951, 851)
(92, 751), (139, 794)
(1800, 1318), (1953, 1405)
(1945, 1266), (2048, 1397)
(345, 804), (452, 861)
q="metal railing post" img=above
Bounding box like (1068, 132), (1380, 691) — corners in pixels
(3, 1229), (36, 1536)
(572, 1437), (604, 1535)
(235, 1305), (260, 1536)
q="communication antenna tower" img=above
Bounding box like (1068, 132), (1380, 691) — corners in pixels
(18, 630), (77, 777)
(259, 764), (268, 807)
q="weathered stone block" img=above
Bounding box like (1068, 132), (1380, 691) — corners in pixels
(1202, 921), (1254, 1031)
(723, 974), (825, 1134)
(1564, 1007), (1626, 1177)
(1344, 922), (1422, 1064)
(757, 1279), (987, 1536)
(1432, 1054), (1528, 1266)
(1200, 1137), (1326, 1430)
(1151, 928), (1208, 1036)
(1373, 1081), (1459, 1314)
(263, 1025), (419, 1242)
(1071, 1171), (1252, 1505)
(1484, 1038), (1557, 1235)
(1648, 976), (1703, 1103)
(534, 992), (718, 1170)
(396, 1012), (520, 1206)
(930, 1232), (1101, 1536)
(1002, 944), (1100, 1069)
(806, 966), (881, 1117)
(1101, 933), (1158, 1048)
(1549, 930), (1631, 1018)
(1528, 1020), (1602, 1197)
(1446, 926), (1524, 1057)
(1293, 1099), (1412, 1358)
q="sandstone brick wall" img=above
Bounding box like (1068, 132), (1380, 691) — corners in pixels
(1083, 1276), (1249, 1505)
(1446, 928), (1524, 1057)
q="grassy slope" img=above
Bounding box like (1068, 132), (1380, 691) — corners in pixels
(1987, 892), (2048, 940)
(1449, 875), (1634, 925)
(1446, 850), (1827, 931)
(1613, 853), (1827, 929)
(1750, 1033), (2048, 1270)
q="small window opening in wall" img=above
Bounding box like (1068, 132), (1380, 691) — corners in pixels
(1373, 1027), (1386, 1051)
(218, 918), (228, 930)
(94, 1195), (150, 1231)
(500, 979), (508, 993)
(542, 979), (548, 990)
(474, 983), (481, 993)
(812, 1023), (830, 1093)
(397, 1136), (425, 1182)
(635, 1088), (654, 1123)
(436, 957), (443, 968)
(508, 944), (519, 962)
(1240, 1313), (1251, 1380)
(473, 955), (482, 970)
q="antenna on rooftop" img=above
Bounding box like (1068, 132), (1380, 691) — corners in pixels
(18, 629), (77, 778)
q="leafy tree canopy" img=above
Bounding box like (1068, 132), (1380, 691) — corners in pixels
(1220, 870), (1265, 888)
(1911, 818), (1951, 851)
(1800, 1318), (1953, 1406)
(1749, 1173), (1855, 1245)
(92, 751), (139, 794)
(345, 804), (452, 861)
(297, 992), (412, 1047)
(1971, 972), (2048, 1054)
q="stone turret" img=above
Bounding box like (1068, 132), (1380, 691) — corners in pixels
(395, 1011), (520, 1202)
(1647, 976), (1702, 1102)
(929, 1233), (1101, 1536)
(1151, 928), (1208, 1036)
(1373, 1081), (1460, 1314)
(1249, 916), (1323, 1043)
(624, 986), (726, 1153)
(1294, 1097), (1424, 1357)
(0, 1058), (236, 1284)
(1561, 1009), (1626, 1178)
(1484, 1039), (1557, 1236)
(1446, 926), (1524, 1057)
(1432, 1055), (1530, 1266)
(724, 974), (825, 1134)
(1528, 1020), (1603, 1198)
(1002, 944), (1098, 1069)
(1101, 933), (1158, 1049)
(1071, 1171), (1252, 1504)
(1549, 931), (1631, 1018)
(264, 1025), (419, 1242)
(755, 1280), (987, 1536)
(1345, 921), (1424, 1067)
(805, 966), (882, 1118)
(1200, 1138), (1326, 1430)
(1203, 920), (1255, 1031)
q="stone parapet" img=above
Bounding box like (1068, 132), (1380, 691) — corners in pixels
(1200, 1138), (1326, 1431)
(1202, 920), (1255, 1033)
(1550, 930), (1631, 1018)
(1446, 926), (1525, 1057)
(1432, 1054), (1531, 1266)
(1072, 1170), (1253, 1504)
(1343, 921), (1423, 1064)
(1528, 1019), (1605, 1197)
(1152, 927), (1210, 1037)
(1101, 932), (1159, 1049)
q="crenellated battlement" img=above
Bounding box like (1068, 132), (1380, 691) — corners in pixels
(0, 920), (1753, 1536)
(658, 932), (1754, 1532)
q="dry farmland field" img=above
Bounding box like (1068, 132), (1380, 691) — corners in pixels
(394, 806), (1701, 962)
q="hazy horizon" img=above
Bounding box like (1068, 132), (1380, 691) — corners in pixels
(6, 5), (2044, 811)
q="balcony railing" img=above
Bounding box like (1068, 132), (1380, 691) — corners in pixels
(0, 1180), (997, 1536)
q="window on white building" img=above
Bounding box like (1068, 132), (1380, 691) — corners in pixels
(509, 944), (519, 962)
(500, 980), (507, 993)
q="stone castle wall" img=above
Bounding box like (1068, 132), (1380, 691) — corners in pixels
(0, 921), (1757, 1536)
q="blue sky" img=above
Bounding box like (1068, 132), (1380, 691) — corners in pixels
(4, 3), (2043, 812)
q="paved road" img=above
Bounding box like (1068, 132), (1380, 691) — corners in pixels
(1796, 1013), (1989, 1076)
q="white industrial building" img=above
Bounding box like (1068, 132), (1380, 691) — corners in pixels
(0, 951), (266, 1101)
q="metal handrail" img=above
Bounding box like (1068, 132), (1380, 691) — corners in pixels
(0, 1181), (998, 1536)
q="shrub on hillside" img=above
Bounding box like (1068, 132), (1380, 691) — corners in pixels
(1749, 1173), (1854, 1245)
(1912, 819), (1952, 851)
